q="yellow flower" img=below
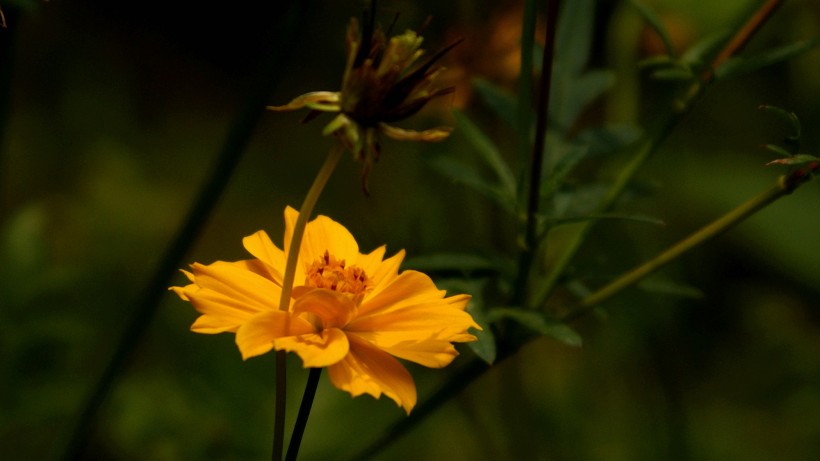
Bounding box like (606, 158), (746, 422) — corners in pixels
(268, 4), (459, 193)
(171, 207), (479, 413)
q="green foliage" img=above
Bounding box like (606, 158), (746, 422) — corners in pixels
(716, 38), (820, 81)
(486, 307), (582, 348)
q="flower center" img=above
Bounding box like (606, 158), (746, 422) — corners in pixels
(305, 250), (369, 296)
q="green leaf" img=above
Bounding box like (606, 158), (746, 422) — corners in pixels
(466, 300), (496, 364)
(556, 0), (595, 77)
(763, 144), (795, 158)
(545, 212), (666, 227)
(681, 30), (730, 68)
(575, 123), (643, 157)
(650, 67), (694, 81)
(453, 111), (517, 197)
(402, 252), (501, 275)
(637, 277), (704, 299)
(429, 156), (517, 213)
(628, 0), (677, 58)
(541, 144), (590, 205)
(759, 104), (802, 142)
(556, 70), (615, 131)
(487, 307), (582, 347)
(638, 55), (678, 69)
(436, 278), (496, 364)
(472, 77), (517, 127)
(716, 38), (820, 81)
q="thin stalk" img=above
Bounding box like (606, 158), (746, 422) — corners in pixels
(285, 368), (323, 461)
(562, 174), (792, 322)
(516, 0), (536, 174)
(59, 4), (304, 459)
(513, 0), (561, 305)
(532, 0), (783, 308)
(272, 143), (344, 461)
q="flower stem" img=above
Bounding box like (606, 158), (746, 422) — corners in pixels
(272, 143), (344, 461)
(514, 0), (561, 305)
(285, 368), (322, 461)
(561, 173), (800, 322)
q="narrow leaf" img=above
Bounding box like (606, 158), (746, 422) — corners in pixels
(453, 111), (517, 197)
(487, 307), (582, 347)
(556, 0), (595, 77)
(557, 70), (615, 130)
(637, 277), (704, 298)
(763, 144), (794, 158)
(628, 0), (677, 58)
(546, 212), (666, 227)
(428, 156), (517, 212)
(402, 252), (501, 275)
(716, 38), (820, 81)
(759, 104), (802, 140)
(466, 300), (496, 364)
(473, 78), (517, 127)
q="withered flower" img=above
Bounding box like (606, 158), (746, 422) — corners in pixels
(269, 2), (460, 193)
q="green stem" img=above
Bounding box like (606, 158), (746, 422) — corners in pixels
(533, 117), (678, 306)
(562, 177), (790, 321)
(272, 143), (344, 461)
(514, 0), (562, 305)
(516, 0), (536, 174)
(532, 0), (783, 308)
(285, 368), (322, 461)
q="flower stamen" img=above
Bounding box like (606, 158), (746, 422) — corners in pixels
(306, 250), (370, 296)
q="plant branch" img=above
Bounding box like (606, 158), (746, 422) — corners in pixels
(514, 0), (562, 305)
(562, 163), (816, 321)
(532, 0), (784, 307)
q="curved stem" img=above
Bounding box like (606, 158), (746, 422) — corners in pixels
(285, 368), (323, 461)
(272, 143), (344, 461)
(532, 0), (783, 308)
(562, 178), (788, 321)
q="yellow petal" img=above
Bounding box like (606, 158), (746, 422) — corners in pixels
(186, 261), (281, 312)
(186, 289), (264, 334)
(360, 248), (404, 299)
(348, 298), (478, 368)
(291, 288), (358, 329)
(242, 230), (285, 283)
(327, 336), (417, 414)
(171, 261), (283, 333)
(349, 331), (461, 368)
(352, 244), (386, 282)
(300, 215), (360, 268)
(235, 311), (315, 360)
(358, 270), (444, 317)
(275, 328), (349, 368)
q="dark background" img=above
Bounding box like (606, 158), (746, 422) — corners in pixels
(2, 0), (820, 459)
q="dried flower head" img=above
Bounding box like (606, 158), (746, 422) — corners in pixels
(269, 2), (459, 193)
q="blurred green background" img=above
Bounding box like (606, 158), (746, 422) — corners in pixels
(2, 0), (820, 460)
